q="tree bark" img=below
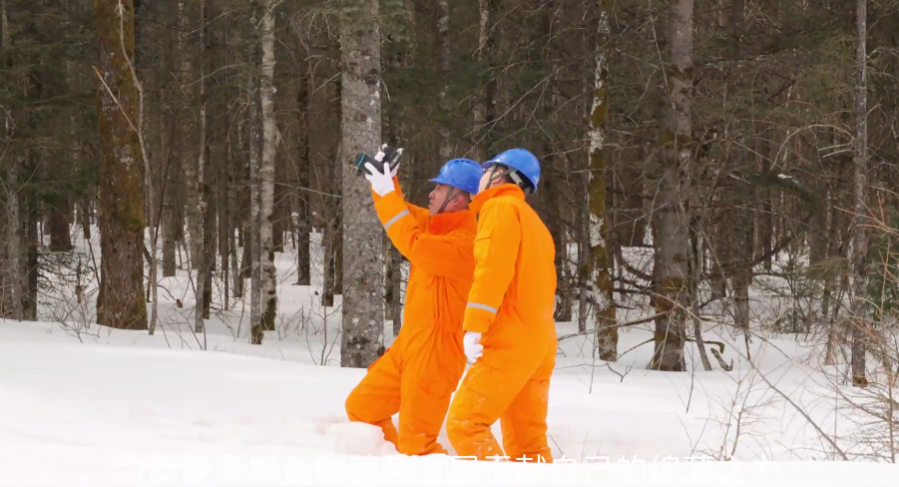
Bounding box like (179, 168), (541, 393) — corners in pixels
(259, 0), (278, 333)
(384, 233), (403, 337)
(22, 196), (38, 321)
(591, 0), (618, 358)
(437, 0), (451, 159)
(95, 0), (147, 330)
(473, 0), (500, 160)
(850, 0), (869, 387)
(650, 0), (692, 371)
(1, 1), (21, 320)
(49, 198), (73, 252)
(178, 2), (200, 269)
(249, 0), (263, 345)
(339, 0), (384, 368)
(542, 0), (571, 324)
(589, 0), (617, 361)
(295, 40), (311, 286)
(194, 0), (208, 335)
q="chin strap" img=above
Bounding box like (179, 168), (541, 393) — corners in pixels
(437, 186), (458, 215)
(486, 164), (533, 194)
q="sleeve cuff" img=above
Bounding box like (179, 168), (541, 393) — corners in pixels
(463, 305), (495, 334)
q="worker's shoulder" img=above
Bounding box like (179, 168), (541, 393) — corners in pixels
(482, 195), (528, 214)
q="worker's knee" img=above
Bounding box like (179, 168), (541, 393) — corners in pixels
(345, 388), (366, 422)
(445, 407), (470, 445)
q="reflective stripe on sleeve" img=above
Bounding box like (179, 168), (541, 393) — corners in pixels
(383, 209), (410, 230)
(467, 303), (498, 314)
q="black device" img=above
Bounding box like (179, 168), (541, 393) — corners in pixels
(353, 145), (402, 177)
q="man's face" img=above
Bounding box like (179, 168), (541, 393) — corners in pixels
(479, 165), (505, 193)
(429, 183), (467, 215)
(478, 170), (492, 194)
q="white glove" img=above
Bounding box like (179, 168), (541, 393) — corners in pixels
(374, 144), (402, 178)
(364, 161), (395, 197)
(463, 331), (483, 362)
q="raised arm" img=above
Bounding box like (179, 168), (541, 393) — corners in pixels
(372, 191), (474, 280)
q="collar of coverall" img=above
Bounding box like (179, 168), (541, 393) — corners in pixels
(427, 207), (476, 235)
(470, 184), (525, 214)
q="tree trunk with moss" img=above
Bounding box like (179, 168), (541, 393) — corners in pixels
(650, 0), (692, 371)
(589, 0), (617, 362)
(95, 0), (147, 330)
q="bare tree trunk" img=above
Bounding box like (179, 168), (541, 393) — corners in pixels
(273, 169), (286, 252)
(734, 202), (754, 358)
(295, 44), (311, 286)
(541, 0), (570, 323)
(49, 198), (73, 252)
(650, 0), (692, 371)
(437, 0), (451, 159)
(259, 0), (278, 333)
(473, 0), (500, 159)
(589, 0), (617, 361)
(194, 0), (208, 335)
(323, 220), (336, 307)
(22, 197), (38, 321)
(162, 101), (177, 278)
(850, 0), (869, 387)
(178, 2), (199, 269)
(340, 0), (384, 368)
(759, 137), (773, 272)
(230, 124), (243, 299)
(2, 162), (22, 321)
(95, 0), (147, 330)
(249, 0), (263, 345)
(1, 1), (22, 320)
(691, 213), (713, 371)
(79, 195), (92, 240)
(384, 233), (403, 336)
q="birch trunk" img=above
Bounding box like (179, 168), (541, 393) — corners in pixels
(339, 0), (384, 368)
(650, 0), (692, 371)
(249, 0), (264, 344)
(589, 0), (617, 361)
(259, 0), (278, 332)
(850, 0), (869, 387)
(95, 0), (147, 330)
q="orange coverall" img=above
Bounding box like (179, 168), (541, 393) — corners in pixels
(445, 184), (558, 462)
(345, 178), (477, 455)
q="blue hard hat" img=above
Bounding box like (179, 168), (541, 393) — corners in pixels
(429, 158), (484, 195)
(481, 148), (541, 193)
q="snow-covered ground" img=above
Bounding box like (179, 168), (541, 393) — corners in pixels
(1, 228), (897, 485)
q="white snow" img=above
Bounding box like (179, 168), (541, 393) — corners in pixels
(1, 228), (897, 485)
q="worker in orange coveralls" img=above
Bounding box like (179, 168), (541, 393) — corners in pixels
(345, 150), (484, 456)
(445, 148), (558, 463)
